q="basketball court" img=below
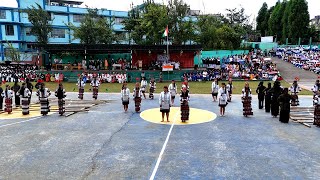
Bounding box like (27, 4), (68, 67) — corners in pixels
(0, 93), (319, 179)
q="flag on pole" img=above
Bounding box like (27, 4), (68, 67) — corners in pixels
(163, 26), (169, 37)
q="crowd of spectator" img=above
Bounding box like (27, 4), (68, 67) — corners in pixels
(0, 64), (38, 82)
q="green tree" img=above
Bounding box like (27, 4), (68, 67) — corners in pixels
(225, 7), (249, 26)
(256, 2), (268, 37)
(68, 9), (115, 44)
(268, 2), (281, 40)
(288, 0), (310, 43)
(24, 3), (52, 46)
(282, 0), (292, 42)
(3, 42), (21, 63)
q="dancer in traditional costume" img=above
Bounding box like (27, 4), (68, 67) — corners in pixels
(133, 83), (142, 112)
(159, 86), (172, 122)
(18, 83), (31, 115)
(77, 75), (85, 100)
(12, 79), (21, 107)
(180, 87), (190, 123)
(149, 79), (156, 99)
(182, 79), (190, 90)
(226, 79), (233, 102)
(169, 80), (177, 105)
(141, 77), (147, 99)
(90, 75), (100, 100)
(278, 88), (292, 123)
(264, 83), (272, 113)
(218, 83), (229, 116)
(26, 78), (33, 104)
(242, 82), (253, 117)
(256, 81), (266, 109)
(36, 83), (51, 116)
(269, 81), (283, 117)
(55, 83), (66, 116)
(211, 79), (219, 102)
(312, 80), (320, 106)
(1, 85), (14, 114)
(121, 83), (130, 112)
(289, 80), (302, 106)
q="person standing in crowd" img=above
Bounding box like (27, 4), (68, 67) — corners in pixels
(90, 74), (100, 100)
(77, 75), (85, 100)
(169, 80), (177, 105)
(289, 80), (302, 106)
(182, 79), (189, 90)
(180, 87), (190, 123)
(312, 80), (320, 105)
(278, 88), (292, 123)
(269, 81), (283, 118)
(55, 83), (66, 116)
(264, 83), (272, 113)
(256, 81), (266, 109)
(36, 83), (51, 116)
(0, 82), (3, 111)
(133, 82), (142, 113)
(218, 83), (229, 116)
(211, 78), (219, 102)
(159, 86), (172, 122)
(226, 79), (233, 102)
(12, 79), (21, 107)
(149, 78), (156, 99)
(1, 85), (14, 114)
(18, 83), (31, 115)
(141, 77), (148, 99)
(26, 78), (33, 104)
(242, 82), (253, 117)
(121, 83), (130, 112)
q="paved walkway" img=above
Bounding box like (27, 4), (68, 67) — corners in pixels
(271, 58), (318, 90)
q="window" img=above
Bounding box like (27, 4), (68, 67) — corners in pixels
(5, 25), (14, 36)
(51, 28), (65, 38)
(114, 18), (124, 24)
(26, 27), (33, 36)
(73, 14), (83, 23)
(0, 10), (5, 19)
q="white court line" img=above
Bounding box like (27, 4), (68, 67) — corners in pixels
(149, 111), (180, 180)
(0, 116), (43, 129)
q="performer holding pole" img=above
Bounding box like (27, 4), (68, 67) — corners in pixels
(36, 83), (51, 116)
(55, 83), (66, 116)
(77, 75), (85, 100)
(169, 80), (177, 105)
(180, 87), (190, 123)
(133, 82), (142, 113)
(211, 78), (219, 102)
(90, 74), (100, 100)
(242, 82), (253, 117)
(1, 85), (14, 114)
(289, 80), (301, 106)
(159, 86), (171, 122)
(149, 78), (156, 99)
(18, 83), (31, 115)
(218, 83), (229, 116)
(141, 77), (147, 99)
(121, 83), (130, 112)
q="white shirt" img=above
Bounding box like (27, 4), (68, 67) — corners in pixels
(168, 83), (177, 95)
(211, 82), (219, 93)
(141, 80), (148, 90)
(133, 88), (142, 98)
(121, 88), (130, 101)
(241, 88), (252, 97)
(159, 91), (172, 106)
(37, 88), (51, 98)
(289, 85), (302, 94)
(218, 87), (229, 100)
(91, 79), (100, 87)
(1, 90), (14, 98)
(77, 80), (86, 88)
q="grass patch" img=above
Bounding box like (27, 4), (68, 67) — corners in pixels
(4, 80), (313, 95)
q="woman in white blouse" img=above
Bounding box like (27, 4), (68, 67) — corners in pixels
(211, 78), (219, 102)
(159, 86), (172, 122)
(218, 83), (229, 116)
(121, 83), (130, 112)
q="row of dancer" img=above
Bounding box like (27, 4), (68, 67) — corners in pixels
(0, 82), (66, 116)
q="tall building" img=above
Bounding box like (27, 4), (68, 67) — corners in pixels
(0, 0), (129, 61)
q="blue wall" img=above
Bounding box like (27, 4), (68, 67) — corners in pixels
(194, 50), (250, 65)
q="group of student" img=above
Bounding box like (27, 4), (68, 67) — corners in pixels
(120, 79), (190, 123)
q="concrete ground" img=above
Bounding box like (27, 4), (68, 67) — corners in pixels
(0, 92), (320, 179)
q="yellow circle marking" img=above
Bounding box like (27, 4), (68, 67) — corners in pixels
(140, 107), (217, 125)
(0, 104), (57, 119)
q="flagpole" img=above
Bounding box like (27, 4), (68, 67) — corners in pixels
(166, 26), (169, 60)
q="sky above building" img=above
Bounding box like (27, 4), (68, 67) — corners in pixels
(1, 0), (319, 21)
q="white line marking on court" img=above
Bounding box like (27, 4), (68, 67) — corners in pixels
(149, 111), (180, 180)
(0, 116), (43, 129)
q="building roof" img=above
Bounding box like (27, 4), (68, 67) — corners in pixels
(49, 0), (83, 5)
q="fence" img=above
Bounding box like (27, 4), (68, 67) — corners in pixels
(194, 50), (249, 66)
